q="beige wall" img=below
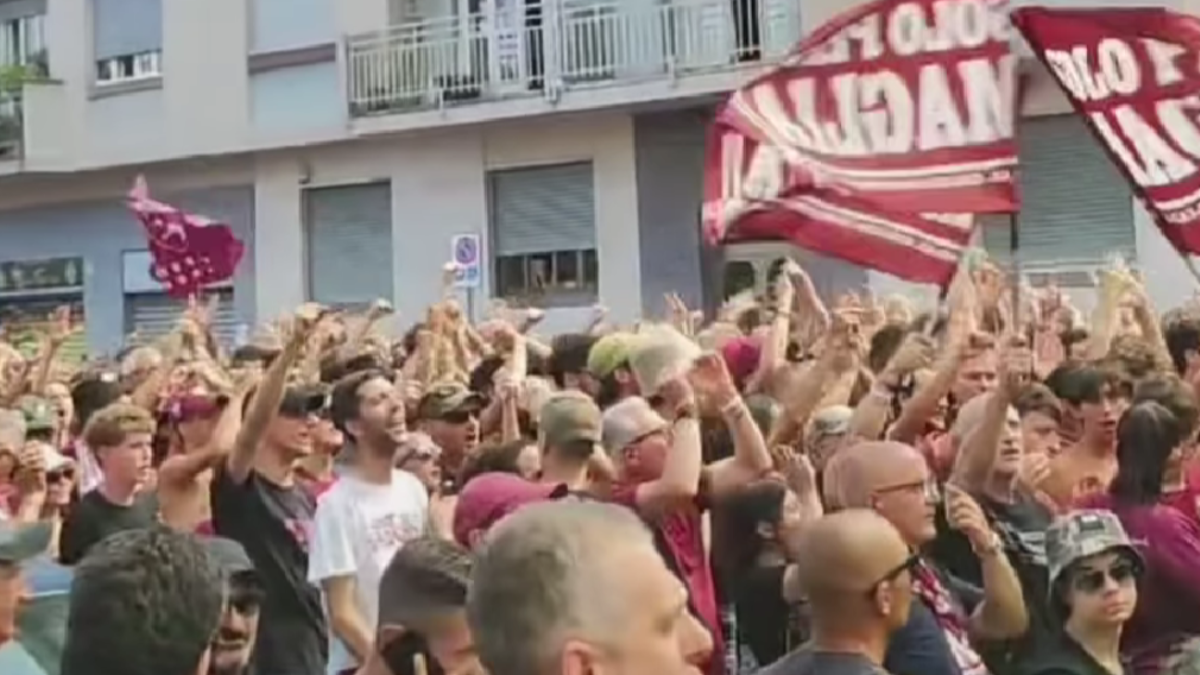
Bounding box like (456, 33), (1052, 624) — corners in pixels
(254, 112), (642, 332)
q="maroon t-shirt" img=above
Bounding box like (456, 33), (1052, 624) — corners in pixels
(1085, 493), (1200, 675)
(610, 481), (724, 675)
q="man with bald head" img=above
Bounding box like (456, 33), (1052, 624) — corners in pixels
(760, 510), (914, 675)
(824, 440), (1028, 675)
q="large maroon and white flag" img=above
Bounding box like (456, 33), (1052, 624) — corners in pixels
(1012, 7), (1200, 256)
(128, 176), (246, 298)
(705, 0), (1019, 285)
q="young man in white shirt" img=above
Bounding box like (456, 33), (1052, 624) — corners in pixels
(310, 369), (427, 675)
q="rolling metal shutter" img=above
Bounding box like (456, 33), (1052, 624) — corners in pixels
(488, 162), (596, 256)
(2, 296), (86, 364)
(124, 290), (240, 349)
(984, 115), (1133, 266)
(305, 183), (394, 307)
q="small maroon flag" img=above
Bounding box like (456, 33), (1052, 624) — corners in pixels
(128, 176), (245, 298)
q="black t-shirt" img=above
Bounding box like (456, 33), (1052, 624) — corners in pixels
(58, 489), (158, 565)
(734, 565), (809, 666)
(212, 464), (327, 675)
(1016, 631), (1127, 675)
(760, 644), (887, 675)
(930, 490), (1054, 673)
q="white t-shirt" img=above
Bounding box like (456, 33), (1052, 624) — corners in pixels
(308, 469), (429, 675)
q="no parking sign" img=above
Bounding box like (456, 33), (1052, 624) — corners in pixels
(451, 234), (481, 289)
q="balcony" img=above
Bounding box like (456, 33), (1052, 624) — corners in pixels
(346, 0), (800, 120)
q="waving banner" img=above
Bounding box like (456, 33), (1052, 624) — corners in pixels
(1012, 7), (1200, 256)
(705, 0), (1018, 285)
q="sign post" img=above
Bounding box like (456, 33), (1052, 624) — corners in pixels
(451, 234), (482, 320)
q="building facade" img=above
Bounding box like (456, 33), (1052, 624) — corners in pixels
(0, 0), (1192, 355)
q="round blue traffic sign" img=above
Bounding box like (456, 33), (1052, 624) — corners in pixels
(454, 236), (479, 266)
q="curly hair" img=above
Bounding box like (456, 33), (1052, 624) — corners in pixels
(62, 526), (224, 675)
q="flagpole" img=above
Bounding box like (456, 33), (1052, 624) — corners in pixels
(1009, 213), (1022, 325)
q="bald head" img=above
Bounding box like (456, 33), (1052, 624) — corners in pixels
(823, 440), (925, 509)
(797, 510), (911, 606)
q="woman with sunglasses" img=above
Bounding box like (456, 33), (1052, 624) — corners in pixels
(1018, 510), (1141, 675)
(1078, 401), (1200, 675)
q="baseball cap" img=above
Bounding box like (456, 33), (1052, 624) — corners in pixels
(18, 396), (57, 433)
(277, 384), (330, 419)
(627, 330), (701, 394)
(587, 333), (639, 379)
(539, 391), (602, 449)
(202, 537), (257, 577)
(163, 392), (226, 423)
(1046, 510), (1143, 588)
(0, 521), (52, 564)
(601, 396), (669, 454)
(417, 382), (484, 421)
(452, 472), (568, 547)
(807, 405), (852, 441)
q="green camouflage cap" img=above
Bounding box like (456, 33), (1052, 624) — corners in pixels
(539, 391), (602, 450)
(1046, 509), (1142, 589)
(18, 396), (56, 433)
(0, 520), (52, 564)
(417, 382), (484, 420)
(586, 333), (639, 379)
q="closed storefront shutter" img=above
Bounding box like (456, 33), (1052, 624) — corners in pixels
(985, 115), (1133, 266)
(489, 162), (596, 256)
(125, 290), (240, 348)
(2, 296), (86, 364)
(305, 183), (394, 307)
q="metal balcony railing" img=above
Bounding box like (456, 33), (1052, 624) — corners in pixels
(347, 0), (800, 116)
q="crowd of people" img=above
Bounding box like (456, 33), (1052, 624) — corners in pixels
(0, 254), (1197, 675)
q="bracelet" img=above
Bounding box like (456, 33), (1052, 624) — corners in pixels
(972, 532), (1004, 558)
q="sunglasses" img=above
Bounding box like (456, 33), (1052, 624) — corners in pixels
(866, 553), (920, 597)
(47, 468), (75, 484)
(398, 447), (438, 466)
(1071, 559), (1139, 594)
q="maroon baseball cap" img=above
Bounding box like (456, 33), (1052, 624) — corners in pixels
(164, 393), (227, 423)
(453, 472), (568, 547)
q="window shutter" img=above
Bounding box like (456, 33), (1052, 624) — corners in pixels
(93, 0), (163, 60)
(986, 115), (1133, 266)
(489, 162), (596, 256)
(125, 290), (239, 349)
(305, 182), (394, 307)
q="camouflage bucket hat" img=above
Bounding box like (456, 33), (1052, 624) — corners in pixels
(1046, 509), (1143, 590)
(18, 396), (57, 433)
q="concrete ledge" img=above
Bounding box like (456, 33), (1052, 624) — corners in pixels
(89, 75), (164, 100)
(247, 43), (337, 74)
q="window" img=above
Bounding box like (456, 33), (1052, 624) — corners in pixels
(96, 49), (160, 84)
(0, 13), (44, 68)
(488, 162), (598, 307)
(93, 0), (163, 86)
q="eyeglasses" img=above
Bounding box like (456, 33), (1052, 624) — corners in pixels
(865, 553), (920, 597)
(874, 478), (942, 504)
(1071, 559), (1139, 594)
(398, 448), (439, 466)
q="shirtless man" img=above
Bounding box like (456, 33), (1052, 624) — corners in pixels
(157, 387), (252, 532)
(1041, 364), (1129, 508)
(760, 510), (914, 675)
